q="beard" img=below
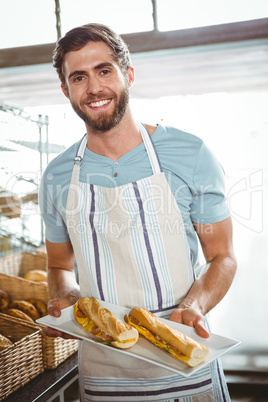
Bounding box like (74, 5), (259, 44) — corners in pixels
(70, 86), (129, 132)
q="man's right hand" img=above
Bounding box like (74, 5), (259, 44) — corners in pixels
(46, 298), (80, 340)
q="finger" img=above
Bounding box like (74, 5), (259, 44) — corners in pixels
(195, 320), (210, 339)
(46, 326), (80, 340)
(46, 326), (63, 337)
(61, 333), (81, 340)
(47, 304), (61, 317)
(47, 299), (62, 317)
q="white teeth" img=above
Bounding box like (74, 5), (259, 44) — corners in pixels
(89, 99), (111, 107)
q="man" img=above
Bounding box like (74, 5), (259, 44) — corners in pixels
(39, 23), (237, 401)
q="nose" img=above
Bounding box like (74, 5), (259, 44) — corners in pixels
(86, 75), (103, 95)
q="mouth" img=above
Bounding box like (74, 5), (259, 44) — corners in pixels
(87, 99), (112, 108)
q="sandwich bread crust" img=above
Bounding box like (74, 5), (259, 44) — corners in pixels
(74, 297), (139, 349)
(125, 307), (209, 367)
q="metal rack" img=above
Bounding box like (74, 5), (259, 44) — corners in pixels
(0, 102), (49, 255)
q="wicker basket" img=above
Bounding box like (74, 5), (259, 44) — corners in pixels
(0, 313), (44, 400)
(0, 252), (79, 369)
(0, 188), (21, 219)
(40, 326), (79, 369)
(0, 251), (47, 277)
(0, 273), (50, 305)
(34, 246), (47, 259)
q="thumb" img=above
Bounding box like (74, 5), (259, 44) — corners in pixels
(47, 300), (61, 317)
(195, 319), (210, 338)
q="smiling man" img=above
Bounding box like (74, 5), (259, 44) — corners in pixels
(61, 41), (132, 133)
(39, 23), (237, 401)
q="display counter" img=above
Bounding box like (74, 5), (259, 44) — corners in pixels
(3, 352), (78, 402)
(3, 350), (268, 401)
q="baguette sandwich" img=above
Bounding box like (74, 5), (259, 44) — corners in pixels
(73, 297), (139, 349)
(124, 307), (209, 367)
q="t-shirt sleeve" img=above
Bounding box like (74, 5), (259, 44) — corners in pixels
(190, 142), (230, 224)
(39, 173), (70, 243)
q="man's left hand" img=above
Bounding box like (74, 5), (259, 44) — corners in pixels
(169, 306), (209, 338)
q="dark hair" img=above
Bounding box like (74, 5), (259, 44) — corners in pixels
(53, 23), (131, 85)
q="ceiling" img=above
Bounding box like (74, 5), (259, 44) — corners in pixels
(0, 19), (268, 109)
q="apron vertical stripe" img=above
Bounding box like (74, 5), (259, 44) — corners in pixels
(216, 359), (227, 402)
(89, 184), (104, 300)
(132, 181), (163, 310)
(182, 230), (195, 286)
(95, 187), (117, 304)
(123, 183), (155, 309)
(79, 183), (98, 297)
(140, 177), (175, 308)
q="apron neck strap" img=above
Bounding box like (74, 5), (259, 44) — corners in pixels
(138, 122), (162, 174)
(74, 124), (162, 174)
(74, 133), (87, 165)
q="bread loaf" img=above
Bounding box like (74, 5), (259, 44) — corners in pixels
(24, 269), (47, 282)
(0, 289), (10, 313)
(10, 300), (40, 321)
(6, 308), (34, 323)
(0, 334), (13, 351)
(27, 299), (47, 317)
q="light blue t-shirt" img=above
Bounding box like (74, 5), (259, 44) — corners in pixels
(39, 124), (230, 267)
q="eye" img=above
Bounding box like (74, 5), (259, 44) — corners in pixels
(100, 69), (111, 76)
(73, 75), (85, 83)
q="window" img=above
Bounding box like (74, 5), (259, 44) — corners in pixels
(0, 0), (56, 49)
(157, 0), (268, 31)
(60, 0), (154, 36)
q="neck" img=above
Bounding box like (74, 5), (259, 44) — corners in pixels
(86, 112), (142, 161)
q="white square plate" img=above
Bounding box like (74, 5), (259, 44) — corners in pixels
(36, 300), (241, 377)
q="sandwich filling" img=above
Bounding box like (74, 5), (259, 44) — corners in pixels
(125, 315), (190, 362)
(74, 302), (136, 344)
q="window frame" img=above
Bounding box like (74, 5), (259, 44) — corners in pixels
(0, 18), (267, 69)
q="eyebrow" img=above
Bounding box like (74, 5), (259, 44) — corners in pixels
(68, 70), (87, 80)
(95, 62), (114, 70)
(68, 62), (115, 81)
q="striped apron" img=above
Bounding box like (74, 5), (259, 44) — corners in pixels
(66, 123), (231, 401)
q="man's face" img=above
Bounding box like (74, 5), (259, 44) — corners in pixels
(61, 41), (134, 131)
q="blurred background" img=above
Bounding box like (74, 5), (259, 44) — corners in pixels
(0, 1), (267, 399)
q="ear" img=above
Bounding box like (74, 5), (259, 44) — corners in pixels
(61, 84), (69, 99)
(127, 66), (135, 88)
